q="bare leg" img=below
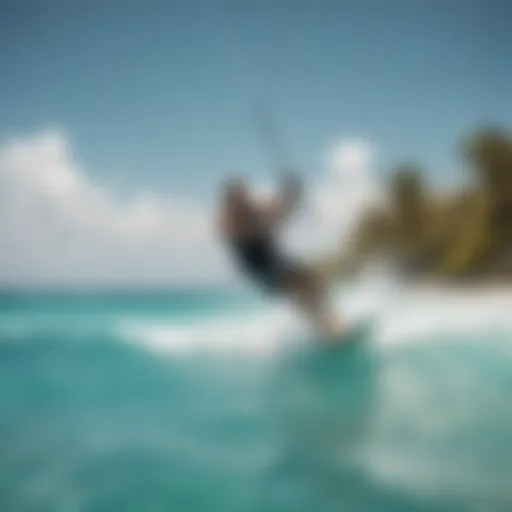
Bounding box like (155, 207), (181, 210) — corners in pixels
(286, 270), (343, 340)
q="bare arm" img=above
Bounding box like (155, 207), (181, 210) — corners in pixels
(265, 170), (302, 225)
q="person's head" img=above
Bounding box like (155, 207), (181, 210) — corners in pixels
(223, 176), (250, 211)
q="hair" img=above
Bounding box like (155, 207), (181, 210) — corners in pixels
(224, 174), (247, 189)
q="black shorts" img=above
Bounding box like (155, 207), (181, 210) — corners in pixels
(251, 255), (304, 293)
(230, 235), (304, 294)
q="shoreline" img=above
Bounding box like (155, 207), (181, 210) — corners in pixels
(405, 277), (512, 297)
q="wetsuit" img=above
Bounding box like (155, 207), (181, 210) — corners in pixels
(228, 232), (302, 293)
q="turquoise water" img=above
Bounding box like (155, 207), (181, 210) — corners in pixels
(1, 288), (512, 511)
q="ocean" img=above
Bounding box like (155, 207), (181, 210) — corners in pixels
(1, 276), (512, 512)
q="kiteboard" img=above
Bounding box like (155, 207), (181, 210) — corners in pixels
(320, 318), (373, 350)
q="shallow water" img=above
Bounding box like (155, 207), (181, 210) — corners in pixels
(1, 285), (512, 511)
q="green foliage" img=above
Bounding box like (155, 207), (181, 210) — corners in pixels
(323, 126), (512, 282)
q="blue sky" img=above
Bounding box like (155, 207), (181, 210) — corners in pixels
(0, 0), (510, 284)
(1, 0), (510, 195)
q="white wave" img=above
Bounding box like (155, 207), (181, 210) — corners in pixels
(117, 304), (307, 357)
(117, 269), (512, 358)
(377, 286), (512, 349)
(115, 278), (385, 357)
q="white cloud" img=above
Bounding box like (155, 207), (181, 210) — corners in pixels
(0, 130), (230, 285)
(0, 130), (378, 285)
(327, 137), (373, 181)
(284, 137), (379, 257)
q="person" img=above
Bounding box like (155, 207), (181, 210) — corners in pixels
(218, 171), (342, 339)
